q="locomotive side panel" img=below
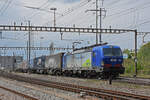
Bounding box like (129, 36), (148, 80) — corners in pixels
(64, 51), (92, 70)
(81, 52), (92, 68)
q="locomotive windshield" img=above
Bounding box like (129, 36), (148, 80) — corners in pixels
(103, 48), (122, 56)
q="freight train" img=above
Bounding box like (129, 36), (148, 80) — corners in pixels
(16, 44), (125, 79)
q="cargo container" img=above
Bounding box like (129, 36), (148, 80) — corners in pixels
(63, 51), (92, 70)
(45, 53), (64, 75)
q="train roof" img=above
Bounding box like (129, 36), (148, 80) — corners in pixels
(94, 45), (120, 49)
(34, 52), (65, 59)
(93, 45), (121, 51)
(71, 43), (108, 54)
(73, 42), (108, 51)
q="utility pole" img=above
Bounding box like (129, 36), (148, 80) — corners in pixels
(142, 33), (148, 44)
(27, 41), (29, 65)
(99, 8), (106, 43)
(60, 32), (63, 40)
(137, 32), (150, 44)
(0, 30), (1, 56)
(28, 21), (31, 68)
(85, 0), (106, 44)
(86, 0), (98, 44)
(99, 8), (102, 43)
(134, 30), (138, 77)
(50, 8), (57, 27)
(12, 52), (15, 71)
(96, 0), (98, 44)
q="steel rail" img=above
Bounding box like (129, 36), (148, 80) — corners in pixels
(120, 76), (150, 80)
(115, 76), (150, 86)
(0, 71), (150, 100)
(0, 73), (129, 100)
(0, 85), (38, 100)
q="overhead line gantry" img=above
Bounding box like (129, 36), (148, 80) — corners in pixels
(0, 47), (72, 51)
(0, 25), (135, 33)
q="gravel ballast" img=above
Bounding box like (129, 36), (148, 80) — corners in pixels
(14, 72), (150, 97)
(0, 77), (99, 100)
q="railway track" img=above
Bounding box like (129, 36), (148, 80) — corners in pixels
(0, 71), (150, 100)
(122, 76), (150, 79)
(114, 76), (150, 86)
(0, 85), (38, 100)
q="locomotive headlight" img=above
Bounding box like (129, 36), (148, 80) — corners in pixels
(110, 59), (113, 62)
(101, 61), (104, 66)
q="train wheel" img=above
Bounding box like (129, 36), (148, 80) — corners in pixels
(39, 70), (43, 74)
(55, 70), (61, 76)
(64, 71), (69, 76)
(87, 71), (91, 79)
(81, 71), (87, 78)
(69, 71), (73, 77)
(98, 73), (107, 79)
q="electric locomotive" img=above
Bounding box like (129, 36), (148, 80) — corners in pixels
(62, 45), (125, 78)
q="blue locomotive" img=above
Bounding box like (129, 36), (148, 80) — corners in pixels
(62, 45), (124, 78)
(18, 44), (125, 79)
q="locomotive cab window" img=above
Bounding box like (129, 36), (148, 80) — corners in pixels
(103, 48), (122, 56)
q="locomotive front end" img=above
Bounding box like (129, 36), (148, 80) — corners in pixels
(101, 46), (125, 74)
(102, 46), (125, 77)
(92, 45), (125, 78)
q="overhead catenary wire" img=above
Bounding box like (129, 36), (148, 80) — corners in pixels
(126, 19), (150, 29)
(43, 0), (90, 25)
(105, 1), (150, 19)
(1, 0), (13, 15)
(26, 0), (55, 19)
(62, 0), (144, 28)
(0, 0), (13, 15)
(0, 0), (9, 13)
(63, 1), (95, 24)
(43, 0), (92, 26)
(24, 6), (63, 16)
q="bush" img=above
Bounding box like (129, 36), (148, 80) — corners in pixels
(123, 42), (150, 76)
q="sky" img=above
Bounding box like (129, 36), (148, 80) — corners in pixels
(0, 0), (150, 58)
